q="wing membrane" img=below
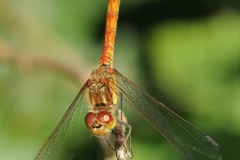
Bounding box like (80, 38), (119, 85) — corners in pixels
(111, 69), (222, 160)
(34, 82), (92, 160)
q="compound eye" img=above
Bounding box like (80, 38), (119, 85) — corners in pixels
(85, 112), (96, 127)
(96, 111), (116, 129)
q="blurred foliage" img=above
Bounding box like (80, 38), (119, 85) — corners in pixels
(0, 0), (240, 160)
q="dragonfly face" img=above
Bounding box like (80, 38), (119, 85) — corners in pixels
(85, 110), (116, 136)
(85, 66), (118, 137)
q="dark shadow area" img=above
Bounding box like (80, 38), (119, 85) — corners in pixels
(73, 138), (102, 160)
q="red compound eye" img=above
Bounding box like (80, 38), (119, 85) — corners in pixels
(85, 112), (96, 127)
(96, 111), (116, 129)
(96, 111), (114, 125)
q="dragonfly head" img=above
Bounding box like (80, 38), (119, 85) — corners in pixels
(85, 110), (116, 136)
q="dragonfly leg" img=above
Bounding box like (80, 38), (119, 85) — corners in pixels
(104, 134), (115, 151)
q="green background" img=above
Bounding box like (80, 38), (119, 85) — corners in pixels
(0, 0), (239, 159)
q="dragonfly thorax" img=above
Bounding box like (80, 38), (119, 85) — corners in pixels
(88, 66), (117, 106)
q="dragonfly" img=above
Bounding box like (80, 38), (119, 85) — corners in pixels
(34, 0), (223, 160)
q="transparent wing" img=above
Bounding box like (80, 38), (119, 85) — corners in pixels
(111, 69), (222, 160)
(34, 82), (92, 160)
